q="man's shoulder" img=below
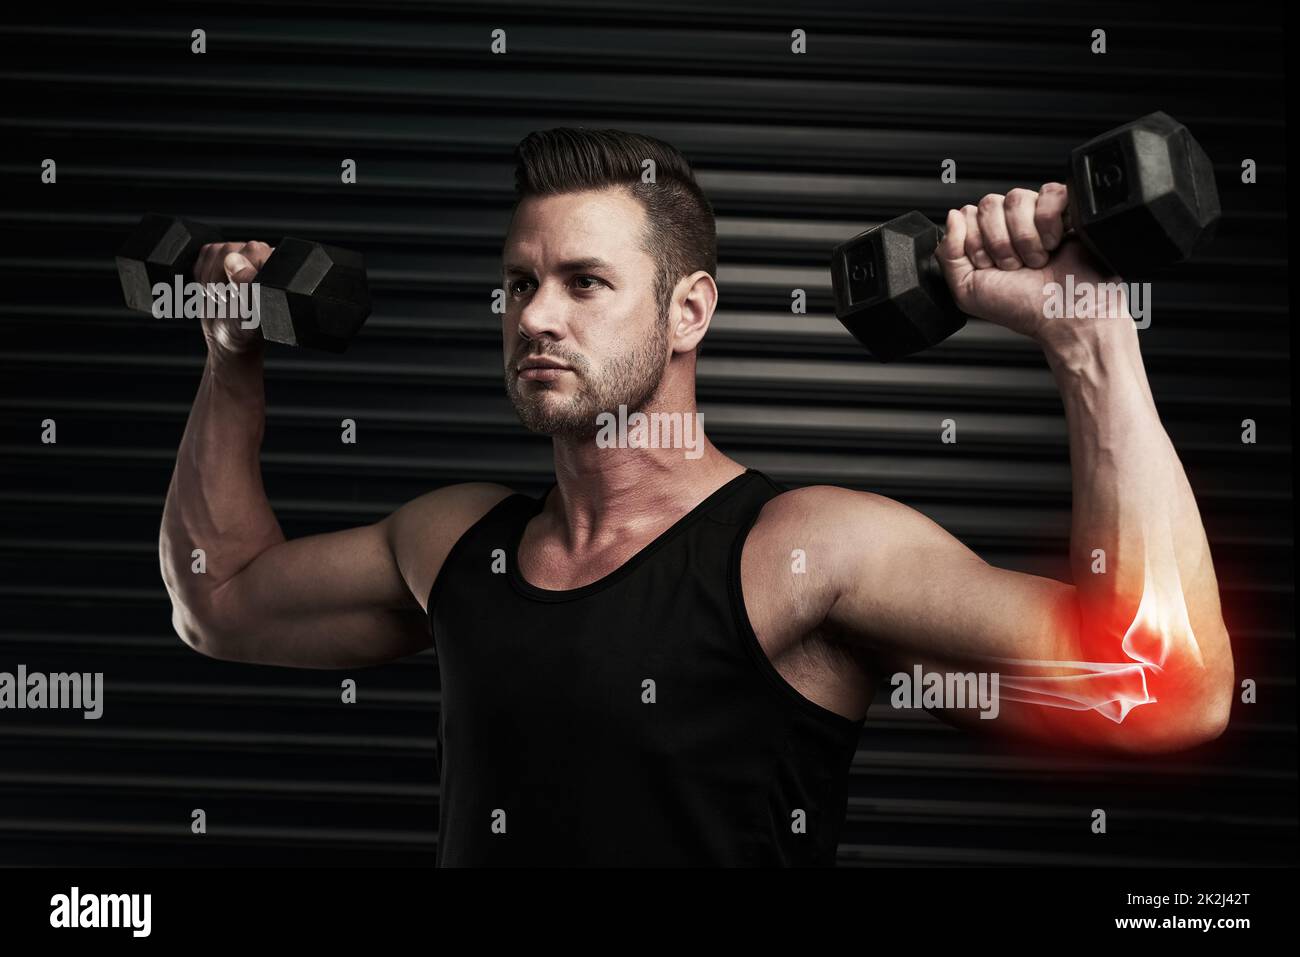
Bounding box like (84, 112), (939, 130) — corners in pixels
(748, 482), (963, 596)
(383, 482), (521, 612)
(384, 482), (518, 560)
(389, 481), (519, 537)
(750, 483), (907, 537)
(745, 484), (932, 585)
(743, 483), (941, 631)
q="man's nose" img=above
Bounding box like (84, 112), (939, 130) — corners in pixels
(515, 281), (566, 341)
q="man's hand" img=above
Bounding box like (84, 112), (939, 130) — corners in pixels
(935, 184), (1126, 346)
(193, 240), (274, 359)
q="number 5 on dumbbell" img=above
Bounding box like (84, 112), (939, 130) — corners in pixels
(115, 214), (372, 352)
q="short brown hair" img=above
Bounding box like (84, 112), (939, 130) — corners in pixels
(511, 128), (717, 331)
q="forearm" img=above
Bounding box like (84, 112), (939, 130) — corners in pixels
(1042, 315), (1233, 736)
(160, 343), (284, 647)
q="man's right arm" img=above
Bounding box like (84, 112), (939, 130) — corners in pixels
(160, 243), (512, 669)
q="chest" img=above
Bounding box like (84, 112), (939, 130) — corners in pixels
(509, 515), (876, 723)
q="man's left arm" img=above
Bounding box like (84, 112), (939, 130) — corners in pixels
(818, 185), (1235, 754)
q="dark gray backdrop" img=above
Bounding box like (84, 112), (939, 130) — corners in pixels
(0, 1), (1292, 866)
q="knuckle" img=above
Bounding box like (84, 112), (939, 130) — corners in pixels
(977, 193), (1002, 212)
(1005, 188), (1034, 206)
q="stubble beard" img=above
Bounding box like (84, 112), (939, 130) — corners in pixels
(505, 306), (670, 441)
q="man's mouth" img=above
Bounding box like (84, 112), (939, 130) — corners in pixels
(516, 357), (572, 381)
(518, 366), (571, 381)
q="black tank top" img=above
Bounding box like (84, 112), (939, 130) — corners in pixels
(427, 468), (864, 866)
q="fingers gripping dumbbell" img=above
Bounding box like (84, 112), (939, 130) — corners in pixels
(115, 214), (372, 352)
(829, 111), (1221, 361)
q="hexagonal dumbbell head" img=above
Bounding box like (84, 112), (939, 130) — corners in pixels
(116, 214), (224, 315)
(254, 238), (371, 352)
(831, 210), (966, 362)
(1067, 111), (1220, 278)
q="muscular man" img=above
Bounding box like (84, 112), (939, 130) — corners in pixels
(161, 128), (1234, 867)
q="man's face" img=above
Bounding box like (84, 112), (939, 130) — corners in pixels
(501, 187), (670, 440)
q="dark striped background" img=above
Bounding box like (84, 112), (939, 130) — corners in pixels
(0, 1), (1292, 866)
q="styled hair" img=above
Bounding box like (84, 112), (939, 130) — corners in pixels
(511, 128), (717, 331)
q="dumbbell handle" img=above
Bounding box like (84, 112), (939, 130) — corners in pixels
(918, 205), (1096, 309)
(919, 193), (1122, 295)
(930, 203), (1079, 254)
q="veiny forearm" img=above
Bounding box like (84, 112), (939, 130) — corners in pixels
(159, 345), (284, 643)
(1042, 317), (1233, 739)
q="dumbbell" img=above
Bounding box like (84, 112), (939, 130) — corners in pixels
(115, 214), (371, 352)
(830, 111), (1220, 361)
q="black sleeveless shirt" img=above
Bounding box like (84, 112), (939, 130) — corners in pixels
(427, 468), (864, 866)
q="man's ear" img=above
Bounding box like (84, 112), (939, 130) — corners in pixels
(671, 270), (717, 354)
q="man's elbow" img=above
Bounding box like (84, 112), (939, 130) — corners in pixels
(1188, 632), (1236, 745)
(1132, 667), (1233, 754)
(1198, 703), (1231, 744)
(1109, 708), (1227, 756)
(1190, 673), (1234, 745)
(169, 600), (239, 662)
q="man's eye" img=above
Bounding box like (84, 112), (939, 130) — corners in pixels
(507, 276), (604, 296)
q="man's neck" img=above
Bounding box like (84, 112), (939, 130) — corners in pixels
(544, 441), (745, 548)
